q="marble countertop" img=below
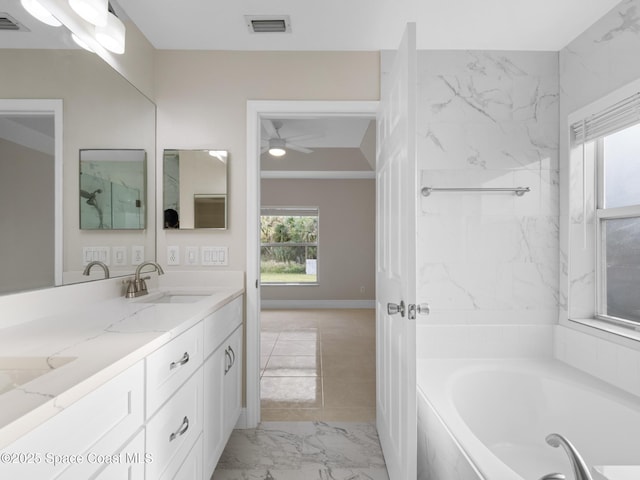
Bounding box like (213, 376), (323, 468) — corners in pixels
(0, 284), (243, 449)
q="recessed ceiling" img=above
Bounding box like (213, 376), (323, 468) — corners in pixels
(118, 0), (621, 51)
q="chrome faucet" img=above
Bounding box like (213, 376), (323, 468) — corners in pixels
(82, 261), (110, 279)
(125, 261), (164, 298)
(544, 433), (593, 480)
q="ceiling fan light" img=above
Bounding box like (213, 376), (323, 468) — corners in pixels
(20, 0), (62, 27)
(69, 0), (109, 26)
(95, 12), (125, 54)
(268, 138), (286, 157)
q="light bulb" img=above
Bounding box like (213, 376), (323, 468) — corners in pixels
(95, 12), (125, 54)
(69, 0), (109, 27)
(20, 0), (62, 27)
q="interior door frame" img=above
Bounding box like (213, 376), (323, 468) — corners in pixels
(245, 100), (379, 428)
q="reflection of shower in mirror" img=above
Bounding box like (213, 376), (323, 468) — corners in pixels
(79, 149), (147, 230)
(80, 188), (105, 228)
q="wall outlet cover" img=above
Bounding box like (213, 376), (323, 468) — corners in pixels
(167, 246), (180, 265)
(131, 246), (144, 265)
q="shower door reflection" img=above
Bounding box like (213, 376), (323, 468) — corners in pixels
(79, 149), (146, 230)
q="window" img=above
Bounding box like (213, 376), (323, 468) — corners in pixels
(260, 207), (319, 284)
(596, 124), (640, 325)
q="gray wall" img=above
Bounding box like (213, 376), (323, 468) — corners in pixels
(0, 138), (54, 293)
(261, 178), (375, 303)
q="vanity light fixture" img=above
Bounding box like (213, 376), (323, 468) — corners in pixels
(69, 0), (108, 26)
(268, 138), (286, 157)
(71, 32), (93, 52)
(95, 10), (125, 54)
(20, 0), (62, 27)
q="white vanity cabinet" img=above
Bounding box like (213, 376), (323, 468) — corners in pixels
(0, 292), (244, 480)
(0, 361), (145, 480)
(203, 296), (243, 478)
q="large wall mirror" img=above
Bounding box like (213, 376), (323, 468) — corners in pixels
(0, 1), (156, 294)
(163, 149), (228, 230)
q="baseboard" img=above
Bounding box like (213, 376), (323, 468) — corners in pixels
(261, 299), (375, 309)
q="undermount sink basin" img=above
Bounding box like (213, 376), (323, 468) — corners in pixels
(0, 357), (77, 395)
(139, 292), (212, 304)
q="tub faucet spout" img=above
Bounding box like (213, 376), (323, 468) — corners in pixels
(545, 433), (593, 480)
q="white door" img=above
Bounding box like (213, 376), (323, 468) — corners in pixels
(376, 23), (417, 480)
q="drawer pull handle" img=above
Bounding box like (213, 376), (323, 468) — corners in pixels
(224, 348), (232, 375)
(228, 346), (236, 367)
(169, 416), (189, 442)
(169, 352), (190, 370)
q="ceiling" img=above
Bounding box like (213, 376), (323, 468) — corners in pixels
(118, 0), (621, 51)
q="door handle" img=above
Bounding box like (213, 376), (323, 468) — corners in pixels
(408, 303), (430, 320)
(387, 300), (405, 317)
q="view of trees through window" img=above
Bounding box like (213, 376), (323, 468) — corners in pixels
(260, 209), (319, 284)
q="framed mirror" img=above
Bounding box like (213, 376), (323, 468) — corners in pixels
(80, 149), (147, 230)
(163, 149), (228, 229)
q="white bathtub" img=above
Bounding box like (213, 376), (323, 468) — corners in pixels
(417, 358), (640, 480)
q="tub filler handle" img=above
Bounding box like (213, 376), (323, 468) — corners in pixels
(538, 474), (565, 480)
(544, 433), (593, 480)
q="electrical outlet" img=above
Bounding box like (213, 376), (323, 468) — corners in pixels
(131, 245), (144, 265)
(113, 247), (127, 266)
(167, 246), (180, 265)
(185, 246), (199, 265)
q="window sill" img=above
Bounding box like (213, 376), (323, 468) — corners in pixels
(570, 317), (640, 343)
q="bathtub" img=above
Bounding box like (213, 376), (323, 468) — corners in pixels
(417, 358), (640, 480)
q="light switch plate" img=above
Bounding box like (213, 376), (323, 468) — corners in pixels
(201, 246), (228, 266)
(185, 246), (199, 265)
(113, 247), (127, 266)
(167, 246), (180, 265)
(82, 246), (110, 265)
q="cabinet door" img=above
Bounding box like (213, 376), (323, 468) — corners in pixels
(223, 325), (243, 438)
(92, 429), (146, 480)
(203, 343), (225, 477)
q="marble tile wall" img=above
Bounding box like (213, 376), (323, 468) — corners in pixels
(560, 0), (640, 324)
(417, 391), (482, 480)
(415, 50), (560, 340)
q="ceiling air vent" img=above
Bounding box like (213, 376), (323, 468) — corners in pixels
(245, 15), (291, 34)
(0, 13), (28, 32)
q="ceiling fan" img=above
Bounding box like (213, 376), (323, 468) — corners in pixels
(261, 119), (315, 156)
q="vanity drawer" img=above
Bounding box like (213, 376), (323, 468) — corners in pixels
(146, 322), (203, 416)
(146, 367), (203, 480)
(204, 295), (243, 358)
(0, 361), (144, 480)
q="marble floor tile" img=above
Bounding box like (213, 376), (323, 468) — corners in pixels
(212, 422), (389, 480)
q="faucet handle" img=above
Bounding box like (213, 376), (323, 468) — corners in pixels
(539, 474), (565, 480)
(125, 279), (137, 298)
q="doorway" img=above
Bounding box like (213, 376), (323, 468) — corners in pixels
(245, 101), (379, 428)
